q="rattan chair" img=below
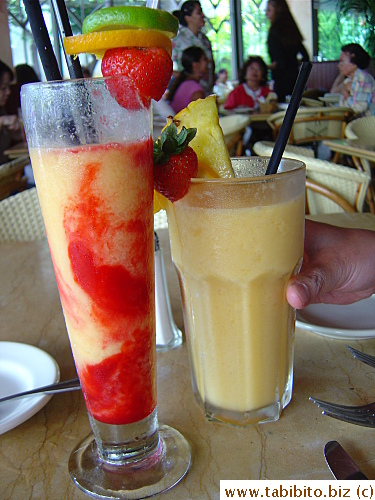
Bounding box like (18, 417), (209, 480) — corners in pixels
(342, 115), (375, 213)
(219, 114), (252, 156)
(300, 97), (322, 108)
(345, 115), (375, 143)
(344, 115), (375, 174)
(267, 107), (352, 156)
(253, 141), (315, 158)
(0, 187), (46, 242)
(252, 140), (371, 214)
(0, 154), (29, 202)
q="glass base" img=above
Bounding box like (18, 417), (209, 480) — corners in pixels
(68, 424), (191, 499)
(156, 327), (183, 352)
(194, 377), (293, 426)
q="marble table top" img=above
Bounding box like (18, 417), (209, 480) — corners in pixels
(1, 214), (375, 498)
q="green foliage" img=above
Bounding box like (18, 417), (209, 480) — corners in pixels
(336, 0), (375, 57)
(318, 8), (372, 60)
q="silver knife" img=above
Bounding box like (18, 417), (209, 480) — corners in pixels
(324, 441), (368, 480)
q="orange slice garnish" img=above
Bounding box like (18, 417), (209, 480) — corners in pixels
(64, 29), (172, 59)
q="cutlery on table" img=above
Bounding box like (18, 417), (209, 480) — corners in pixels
(0, 378), (80, 404)
(310, 397), (375, 427)
(324, 441), (368, 480)
(310, 346), (375, 427)
(347, 345), (375, 369)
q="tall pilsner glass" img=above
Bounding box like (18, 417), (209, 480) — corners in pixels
(21, 76), (191, 499)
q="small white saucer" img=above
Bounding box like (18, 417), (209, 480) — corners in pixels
(233, 107), (254, 114)
(296, 295), (375, 340)
(0, 341), (60, 435)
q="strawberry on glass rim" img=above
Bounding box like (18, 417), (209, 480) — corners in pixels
(102, 47), (172, 108)
(153, 123), (198, 202)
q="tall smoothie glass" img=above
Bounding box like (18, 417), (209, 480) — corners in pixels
(21, 76), (190, 499)
(166, 157), (305, 426)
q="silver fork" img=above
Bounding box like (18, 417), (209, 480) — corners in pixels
(309, 397), (375, 427)
(310, 347), (375, 427)
(347, 345), (375, 369)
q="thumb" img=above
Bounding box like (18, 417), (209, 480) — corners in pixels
(286, 271), (327, 309)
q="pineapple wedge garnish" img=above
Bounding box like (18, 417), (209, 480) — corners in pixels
(170, 95), (234, 179)
(154, 95), (234, 212)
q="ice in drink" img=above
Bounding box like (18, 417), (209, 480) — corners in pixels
(167, 158), (305, 425)
(30, 140), (155, 425)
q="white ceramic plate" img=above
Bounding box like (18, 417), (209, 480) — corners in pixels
(296, 295), (375, 340)
(0, 342), (60, 435)
(233, 107), (254, 114)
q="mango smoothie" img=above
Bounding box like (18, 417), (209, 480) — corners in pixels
(167, 158), (305, 425)
(30, 140), (155, 425)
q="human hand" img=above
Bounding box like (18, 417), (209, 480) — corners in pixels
(0, 115), (20, 131)
(286, 220), (375, 309)
(340, 78), (352, 99)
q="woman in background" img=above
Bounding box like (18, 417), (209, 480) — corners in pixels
(0, 60), (21, 165)
(266, 0), (309, 103)
(224, 56), (271, 110)
(172, 1), (214, 95)
(337, 43), (375, 116)
(214, 68), (233, 101)
(168, 46), (207, 114)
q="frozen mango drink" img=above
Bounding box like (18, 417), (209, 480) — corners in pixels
(167, 157), (305, 425)
(152, 97), (305, 426)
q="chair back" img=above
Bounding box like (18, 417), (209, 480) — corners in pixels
(300, 97), (322, 107)
(343, 115), (375, 212)
(345, 115), (375, 142)
(0, 187), (46, 242)
(0, 154), (29, 202)
(252, 141), (370, 214)
(253, 141), (315, 158)
(267, 107), (352, 145)
(219, 114), (252, 156)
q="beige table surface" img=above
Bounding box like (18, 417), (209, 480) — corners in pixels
(1, 214), (375, 498)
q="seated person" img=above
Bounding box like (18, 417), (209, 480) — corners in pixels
(224, 56), (271, 110)
(0, 60), (22, 165)
(336, 43), (375, 116)
(330, 73), (345, 94)
(168, 46), (207, 114)
(213, 68), (233, 100)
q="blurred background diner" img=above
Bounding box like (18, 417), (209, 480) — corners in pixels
(224, 56), (271, 111)
(213, 68), (233, 102)
(333, 44), (375, 116)
(167, 46), (207, 113)
(266, 0), (309, 103)
(172, 1), (214, 95)
(0, 60), (22, 165)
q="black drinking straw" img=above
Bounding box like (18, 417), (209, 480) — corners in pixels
(23, 0), (62, 81)
(50, 0), (84, 79)
(265, 62), (313, 175)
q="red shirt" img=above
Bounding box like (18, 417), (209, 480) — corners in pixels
(224, 84), (270, 110)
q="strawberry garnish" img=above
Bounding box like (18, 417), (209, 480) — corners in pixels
(153, 123), (198, 202)
(102, 47), (172, 109)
